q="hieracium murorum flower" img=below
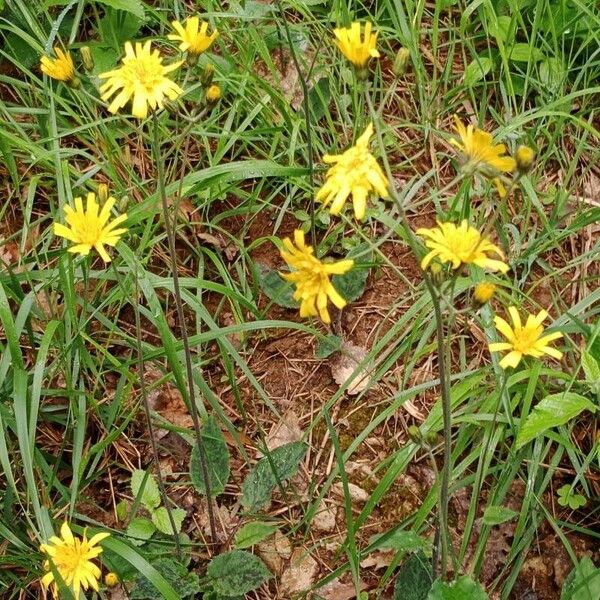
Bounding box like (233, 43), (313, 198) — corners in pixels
(316, 123), (389, 220)
(53, 192), (128, 262)
(417, 220), (509, 273)
(99, 41), (183, 119)
(40, 46), (79, 87)
(40, 522), (110, 598)
(280, 229), (354, 324)
(169, 17), (218, 56)
(333, 21), (379, 69)
(489, 307), (563, 369)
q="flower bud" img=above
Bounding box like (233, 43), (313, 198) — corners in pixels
(97, 183), (109, 203)
(393, 47), (410, 77)
(79, 46), (94, 72)
(201, 63), (215, 86)
(66, 76), (82, 90)
(429, 262), (444, 286)
(515, 145), (535, 173)
(206, 84), (221, 104)
(473, 282), (496, 305)
(407, 425), (422, 443)
(105, 572), (119, 588)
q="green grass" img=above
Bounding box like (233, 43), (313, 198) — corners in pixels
(0, 0), (599, 598)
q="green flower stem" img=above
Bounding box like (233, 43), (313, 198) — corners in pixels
(365, 89), (453, 580)
(151, 112), (217, 544)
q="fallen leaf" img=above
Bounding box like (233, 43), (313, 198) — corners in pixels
(264, 411), (302, 452)
(280, 547), (318, 594)
(312, 502), (338, 533)
(257, 530), (292, 575)
(331, 342), (372, 395)
(319, 579), (368, 600)
(331, 482), (369, 504)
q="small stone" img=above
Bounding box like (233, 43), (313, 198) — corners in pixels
(332, 482), (369, 504)
(280, 547), (318, 594)
(313, 503), (338, 533)
(257, 530), (291, 574)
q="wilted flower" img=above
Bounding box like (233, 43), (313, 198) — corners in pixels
(280, 229), (353, 324)
(169, 17), (218, 56)
(316, 123), (389, 220)
(417, 220), (509, 273)
(99, 41), (183, 119)
(40, 522), (109, 598)
(333, 21), (379, 69)
(40, 47), (78, 86)
(489, 307), (563, 369)
(53, 192), (128, 262)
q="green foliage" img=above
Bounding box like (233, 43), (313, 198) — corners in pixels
(234, 522), (278, 549)
(516, 393), (597, 448)
(394, 552), (433, 600)
(482, 506), (519, 525)
(131, 558), (200, 600)
(206, 550), (272, 596)
(315, 334), (343, 359)
(151, 507), (187, 536)
(375, 530), (432, 554)
(127, 517), (157, 546)
(427, 576), (488, 599)
(556, 485), (587, 510)
(257, 265), (299, 309)
(561, 557), (600, 600)
(131, 470), (161, 511)
(241, 442), (307, 511)
(582, 351), (600, 395)
(190, 416), (231, 497)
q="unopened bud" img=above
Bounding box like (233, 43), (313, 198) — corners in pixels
(393, 47), (410, 77)
(105, 572), (119, 588)
(80, 46), (94, 72)
(66, 75), (81, 90)
(473, 282), (496, 305)
(429, 262), (444, 285)
(201, 63), (215, 86)
(407, 425), (422, 443)
(97, 183), (109, 203)
(206, 84), (221, 104)
(515, 145), (535, 174)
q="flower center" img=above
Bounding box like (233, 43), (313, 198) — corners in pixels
(512, 327), (540, 353)
(127, 57), (164, 91)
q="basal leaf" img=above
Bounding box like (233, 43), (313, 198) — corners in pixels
(516, 392), (596, 448)
(151, 507), (186, 536)
(257, 264), (299, 309)
(190, 415), (230, 497)
(126, 517), (156, 546)
(131, 469), (161, 511)
(207, 550), (272, 596)
(427, 576), (488, 599)
(394, 552), (433, 600)
(482, 505), (518, 525)
(234, 522), (278, 549)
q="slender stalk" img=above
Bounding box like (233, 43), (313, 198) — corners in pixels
(151, 112), (217, 543)
(273, 0), (316, 247)
(365, 89), (453, 580)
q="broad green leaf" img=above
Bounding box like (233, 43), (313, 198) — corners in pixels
(96, 0), (145, 18)
(131, 557), (200, 600)
(126, 517), (156, 545)
(375, 530), (431, 553)
(509, 43), (544, 62)
(131, 469), (161, 511)
(315, 334), (343, 359)
(331, 243), (371, 303)
(241, 442), (307, 511)
(582, 351), (600, 393)
(427, 576), (488, 599)
(207, 550), (272, 596)
(190, 416), (231, 497)
(490, 15), (512, 43)
(561, 557), (600, 600)
(394, 552), (433, 600)
(257, 264), (298, 309)
(464, 57), (492, 86)
(307, 77), (331, 121)
(482, 506), (518, 525)
(516, 392), (597, 448)
(234, 522), (278, 549)
(151, 507), (186, 535)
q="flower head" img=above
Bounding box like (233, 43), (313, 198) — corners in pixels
(40, 47), (76, 84)
(489, 307), (563, 369)
(450, 115), (516, 178)
(417, 220), (509, 273)
(515, 145), (535, 173)
(206, 84), (221, 102)
(53, 192), (128, 262)
(168, 17), (218, 56)
(333, 21), (380, 68)
(40, 522), (109, 598)
(105, 572), (119, 588)
(280, 229), (354, 324)
(316, 123), (389, 220)
(474, 282), (496, 304)
(99, 41), (183, 119)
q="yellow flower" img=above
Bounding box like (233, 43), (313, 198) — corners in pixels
(316, 123), (389, 220)
(40, 47), (76, 84)
(280, 229), (354, 324)
(515, 145), (535, 173)
(105, 572), (119, 588)
(474, 282), (496, 304)
(333, 21), (380, 68)
(99, 41), (183, 119)
(489, 307), (563, 369)
(53, 192), (128, 262)
(168, 17), (218, 56)
(450, 115), (516, 177)
(40, 522), (110, 598)
(417, 220), (509, 273)
(206, 84), (221, 102)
